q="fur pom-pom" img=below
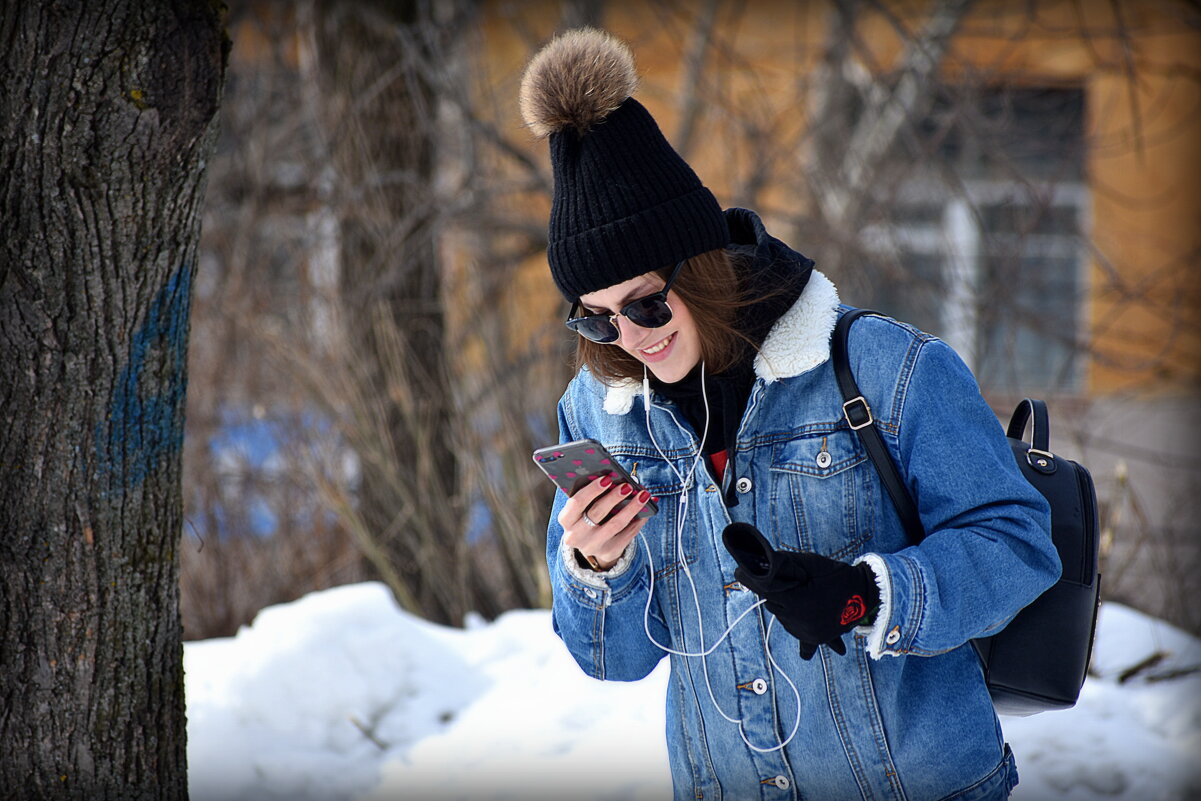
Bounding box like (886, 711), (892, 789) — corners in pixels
(519, 27), (638, 138)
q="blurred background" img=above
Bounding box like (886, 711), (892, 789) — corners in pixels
(181, 0), (1200, 641)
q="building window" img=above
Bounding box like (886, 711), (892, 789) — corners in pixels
(862, 87), (1088, 394)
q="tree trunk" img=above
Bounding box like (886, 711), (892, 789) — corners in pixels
(312, 0), (468, 624)
(0, 1), (227, 797)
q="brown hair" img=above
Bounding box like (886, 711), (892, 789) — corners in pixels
(573, 247), (760, 383)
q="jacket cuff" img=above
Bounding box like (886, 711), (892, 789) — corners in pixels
(854, 553), (901, 660)
(559, 538), (637, 590)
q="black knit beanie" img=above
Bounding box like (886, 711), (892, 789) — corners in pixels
(520, 28), (730, 301)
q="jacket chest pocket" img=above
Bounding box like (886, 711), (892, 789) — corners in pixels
(608, 454), (689, 575)
(768, 431), (875, 561)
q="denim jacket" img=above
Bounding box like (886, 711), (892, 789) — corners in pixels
(544, 209), (1060, 801)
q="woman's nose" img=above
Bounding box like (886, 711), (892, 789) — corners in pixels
(613, 314), (648, 345)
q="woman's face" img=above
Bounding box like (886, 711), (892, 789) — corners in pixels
(577, 271), (701, 384)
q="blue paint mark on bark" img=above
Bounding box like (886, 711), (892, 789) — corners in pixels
(95, 266), (193, 492)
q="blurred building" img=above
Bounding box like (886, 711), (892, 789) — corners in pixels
(477, 0), (1201, 628)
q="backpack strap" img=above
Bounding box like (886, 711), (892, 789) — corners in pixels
(832, 309), (926, 544)
(1006, 398), (1057, 475)
(1005, 398), (1049, 448)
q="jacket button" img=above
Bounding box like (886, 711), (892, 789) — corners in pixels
(735, 477), (753, 494)
(816, 451), (832, 468)
(751, 678), (768, 695)
(886, 626), (901, 645)
(772, 775), (791, 790)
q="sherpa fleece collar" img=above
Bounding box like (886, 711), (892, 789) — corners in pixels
(602, 268), (841, 415)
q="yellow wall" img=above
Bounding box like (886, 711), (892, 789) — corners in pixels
(1086, 29), (1201, 392)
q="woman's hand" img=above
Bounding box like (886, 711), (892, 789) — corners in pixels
(723, 522), (880, 659)
(558, 474), (652, 570)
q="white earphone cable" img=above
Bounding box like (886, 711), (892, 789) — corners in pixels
(637, 363), (801, 752)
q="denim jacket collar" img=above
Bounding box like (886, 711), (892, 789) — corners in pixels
(602, 268), (841, 415)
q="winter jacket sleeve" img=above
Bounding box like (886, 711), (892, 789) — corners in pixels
(545, 391), (669, 681)
(853, 331), (1060, 659)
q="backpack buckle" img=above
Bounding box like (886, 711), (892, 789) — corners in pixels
(842, 396), (874, 430)
(1026, 447), (1057, 474)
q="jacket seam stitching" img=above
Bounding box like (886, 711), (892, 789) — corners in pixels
(891, 333), (927, 433)
(901, 552), (926, 653)
(885, 334), (927, 511)
(856, 646), (908, 801)
(593, 600), (605, 678)
(823, 648), (874, 800)
(933, 746), (1013, 801)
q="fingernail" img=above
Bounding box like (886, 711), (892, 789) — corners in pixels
(599, 475), (613, 488)
(619, 483), (633, 496)
(637, 490), (650, 503)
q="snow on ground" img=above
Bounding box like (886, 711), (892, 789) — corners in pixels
(186, 583), (1201, 801)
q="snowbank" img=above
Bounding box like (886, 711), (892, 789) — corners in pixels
(186, 583), (1201, 801)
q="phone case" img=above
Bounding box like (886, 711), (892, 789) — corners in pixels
(532, 438), (658, 519)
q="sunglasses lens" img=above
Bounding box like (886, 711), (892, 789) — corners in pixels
(568, 316), (619, 343)
(565, 288), (673, 344)
(624, 297), (673, 328)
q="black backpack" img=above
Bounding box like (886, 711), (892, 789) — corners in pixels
(833, 309), (1102, 716)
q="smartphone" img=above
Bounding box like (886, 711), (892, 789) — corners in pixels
(532, 438), (658, 519)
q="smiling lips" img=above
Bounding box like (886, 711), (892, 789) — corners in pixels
(639, 331), (675, 362)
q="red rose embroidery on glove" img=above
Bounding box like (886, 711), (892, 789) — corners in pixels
(840, 594), (867, 626)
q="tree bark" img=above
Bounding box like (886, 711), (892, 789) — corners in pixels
(0, 1), (227, 797)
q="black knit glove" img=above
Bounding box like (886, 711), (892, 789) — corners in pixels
(722, 523), (880, 659)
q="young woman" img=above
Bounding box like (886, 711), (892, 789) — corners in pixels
(521, 28), (1060, 801)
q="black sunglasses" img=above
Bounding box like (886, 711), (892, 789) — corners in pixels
(565, 259), (685, 344)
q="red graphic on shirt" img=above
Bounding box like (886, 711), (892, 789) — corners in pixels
(840, 595), (867, 626)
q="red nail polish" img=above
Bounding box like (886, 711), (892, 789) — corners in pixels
(619, 483), (633, 496)
(599, 475), (613, 488)
(637, 490), (650, 503)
